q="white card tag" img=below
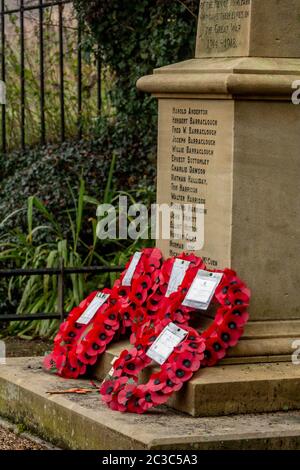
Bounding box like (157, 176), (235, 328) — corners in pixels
(101, 358), (118, 384)
(122, 252), (142, 286)
(146, 322), (188, 365)
(165, 258), (190, 297)
(76, 293), (110, 325)
(182, 270), (223, 310)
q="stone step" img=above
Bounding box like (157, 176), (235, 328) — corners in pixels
(93, 341), (300, 417)
(1, 357), (300, 450)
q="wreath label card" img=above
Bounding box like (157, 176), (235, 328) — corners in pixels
(122, 252), (142, 286)
(183, 270), (223, 310)
(146, 322), (188, 365)
(165, 259), (190, 298)
(76, 292), (110, 325)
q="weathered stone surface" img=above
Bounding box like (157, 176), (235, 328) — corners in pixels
(196, 0), (251, 58)
(93, 342), (300, 417)
(231, 100), (300, 320)
(136, 0), (300, 415)
(2, 357), (300, 449)
(196, 0), (300, 59)
(137, 57), (300, 98)
(144, 66), (300, 321)
(157, 98), (234, 267)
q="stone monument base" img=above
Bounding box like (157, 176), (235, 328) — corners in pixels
(2, 357), (300, 449)
(136, 56), (300, 370)
(94, 340), (300, 417)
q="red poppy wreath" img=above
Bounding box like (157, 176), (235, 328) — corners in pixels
(43, 247), (164, 378)
(100, 263), (250, 414)
(46, 251), (204, 379)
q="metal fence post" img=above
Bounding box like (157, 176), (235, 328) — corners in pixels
(57, 258), (65, 322)
(58, 1), (65, 142)
(1, 0), (6, 154)
(0, 264), (124, 323)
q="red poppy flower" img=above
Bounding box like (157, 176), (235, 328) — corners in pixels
(165, 364), (193, 384)
(173, 351), (201, 372)
(144, 249), (162, 273)
(145, 290), (164, 311)
(135, 385), (155, 412)
(226, 306), (249, 327)
(100, 380), (118, 404)
(119, 303), (134, 328)
(218, 324), (244, 348)
(173, 307), (190, 325)
(117, 384), (137, 405)
(134, 274), (152, 291)
(103, 312), (120, 330)
(104, 377), (136, 412)
(150, 267), (165, 287)
(69, 350), (86, 374)
(179, 253), (205, 269)
(123, 355), (145, 376)
(149, 390), (171, 405)
(84, 339), (107, 358)
(115, 282), (130, 298)
(131, 277), (149, 305)
(180, 339), (203, 354)
(222, 269), (250, 294)
(214, 306), (231, 326)
(126, 396), (144, 414)
(111, 349), (130, 375)
(59, 351), (85, 379)
(43, 351), (66, 374)
(45, 343), (69, 373)
(160, 373), (184, 394)
(202, 337), (226, 366)
(227, 289), (250, 307)
(133, 321), (156, 348)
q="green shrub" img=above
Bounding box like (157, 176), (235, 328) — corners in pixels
(0, 170), (155, 338)
(74, 0), (199, 168)
(0, 1), (198, 337)
(0, 138), (155, 237)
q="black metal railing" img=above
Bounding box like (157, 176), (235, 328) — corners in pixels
(0, 262), (124, 323)
(0, 0), (102, 152)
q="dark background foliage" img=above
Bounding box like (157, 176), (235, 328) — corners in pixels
(0, 0), (199, 235)
(73, 0), (199, 175)
(0, 1), (199, 327)
(0, 140), (110, 230)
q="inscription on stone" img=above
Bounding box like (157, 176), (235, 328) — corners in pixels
(157, 99), (234, 269)
(196, 0), (251, 57)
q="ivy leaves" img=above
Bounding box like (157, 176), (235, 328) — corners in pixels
(73, 0), (199, 167)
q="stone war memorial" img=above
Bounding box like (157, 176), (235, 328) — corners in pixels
(1, 0), (300, 452)
(137, 0), (300, 417)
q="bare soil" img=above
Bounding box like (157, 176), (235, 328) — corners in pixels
(4, 337), (52, 358)
(0, 426), (46, 450)
(0, 339), (55, 450)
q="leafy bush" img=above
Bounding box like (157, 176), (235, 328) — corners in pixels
(0, 138), (155, 237)
(0, 170), (154, 338)
(74, 0), (199, 167)
(0, 1), (198, 338)
(0, 140), (107, 237)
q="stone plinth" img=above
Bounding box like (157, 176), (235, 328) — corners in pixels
(196, 0), (300, 58)
(93, 341), (300, 417)
(137, 0), (300, 364)
(3, 357), (300, 449)
(138, 57), (300, 329)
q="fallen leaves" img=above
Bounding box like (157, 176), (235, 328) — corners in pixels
(46, 388), (94, 395)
